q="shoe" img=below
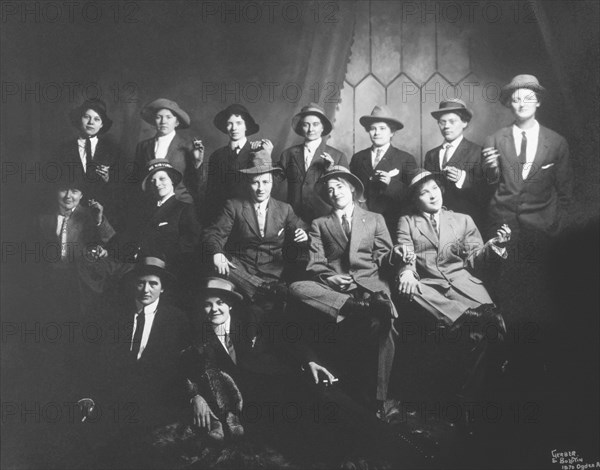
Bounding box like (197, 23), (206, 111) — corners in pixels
(224, 412), (244, 438)
(207, 418), (224, 441)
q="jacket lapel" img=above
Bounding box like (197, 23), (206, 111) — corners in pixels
(264, 198), (280, 238)
(415, 214), (439, 247)
(242, 200), (261, 238)
(525, 127), (549, 180)
(447, 139), (468, 166)
(500, 128), (518, 166)
(348, 207), (367, 256)
(291, 145), (306, 177)
(323, 213), (348, 251)
(438, 210), (455, 250)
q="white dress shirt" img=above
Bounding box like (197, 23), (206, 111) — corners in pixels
(304, 138), (322, 170)
(213, 317), (232, 356)
(255, 199), (269, 237)
(231, 137), (247, 153)
(131, 298), (159, 360)
(512, 120), (540, 180)
(77, 135), (98, 169)
(154, 131), (177, 159)
(157, 192), (175, 207)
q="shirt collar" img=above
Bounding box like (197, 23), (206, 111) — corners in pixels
(305, 138), (322, 152)
(230, 138), (247, 151)
(213, 316), (231, 337)
(512, 119), (540, 137)
(135, 298), (160, 315)
(78, 135), (98, 144)
(444, 134), (463, 147)
(335, 203), (354, 220)
(422, 210), (440, 221)
(372, 143), (391, 155)
(254, 198), (269, 212)
(157, 193), (175, 207)
(156, 130), (176, 141)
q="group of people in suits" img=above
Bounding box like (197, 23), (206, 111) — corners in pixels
(36, 72), (572, 466)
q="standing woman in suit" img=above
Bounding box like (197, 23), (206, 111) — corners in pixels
(350, 105), (417, 233)
(278, 103), (348, 225)
(132, 98), (206, 218)
(55, 99), (122, 227)
(482, 74), (573, 240)
(424, 99), (490, 230)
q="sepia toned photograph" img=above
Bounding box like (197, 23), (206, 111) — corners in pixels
(1, 1), (599, 468)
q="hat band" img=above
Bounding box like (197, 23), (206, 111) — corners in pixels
(140, 257), (166, 270)
(409, 170), (434, 187)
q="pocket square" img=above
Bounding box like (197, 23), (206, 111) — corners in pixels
(158, 222), (169, 226)
(388, 168), (400, 177)
(541, 163), (555, 169)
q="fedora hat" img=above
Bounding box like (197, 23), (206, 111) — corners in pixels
(316, 165), (364, 203)
(197, 277), (243, 304)
(69, 99), (113, 134)
(131, 255), (176, 283)
(237, 148), (283, 176)
(500, 74), (545, 106)
(431, 98), (473, 122)
(213, 104), (259, 136)
(359, 105), (404, 132)
(291, 103), (333, 137)
(406, 168), (443, 198)
(141, 98), (191, 129)
(141, 159), (183, 191)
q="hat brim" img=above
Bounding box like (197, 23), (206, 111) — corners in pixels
(141, 167), (183, 191)
(316, 170), (365, 203)
(500, 84), (545, 107)
(431, 107), (472, 122)
(197, 287), (244, 304)
(359, 116), (404, 131)
(291, 111), (333, 137)
(407, 171), (443, 198)
(141, 104), (191, 129)
(69, 105), (113, 134)
(238, 165), (284, 175)
(213, 109), (259, 136)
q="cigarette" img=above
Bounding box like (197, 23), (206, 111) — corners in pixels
(330, 377), (339, 383)
(277, 229), (284, 236)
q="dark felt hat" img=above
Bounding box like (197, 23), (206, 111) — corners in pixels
(500, 74), (545, 107)
(359, 105), (404, 132)
(213, 104), (259, 136)
(141, 98), (191, 129)
(430, 98), (473, 122)
(69, 99), (113, 134)
(197, 277), (243, 304)
(141, 159), (183, 191)
(316, 165), (365, 203)
(291, 103), (333, 137)
(237, 148), (283, 176)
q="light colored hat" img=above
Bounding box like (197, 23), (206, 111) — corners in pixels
(141, 98), (191, 129)
(291, 103), (333, 137)
(500, 74), (545, 106)
(197, 277), (243, 304)
(141, 159), (183, 191)
(359, 105), (403, 131)
(316, 165), (364, 202)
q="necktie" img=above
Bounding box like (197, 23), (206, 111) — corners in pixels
(518, 131), (527, 166)
(304, 146), (312, 170)
(131, 311), (145, 359)
(256, 204), (266, 237)
(84, 137), (94, 176)
(430, 214), (438, 236)
(233, 145), (241, 155)
(441, 143), (452, 168)
(224, 332), (237, 364)
(373, 147), (384, 167)
(342, 214), (351, 238)
(59, 211), (72, 261)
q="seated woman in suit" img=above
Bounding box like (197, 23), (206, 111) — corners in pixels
(395, 168), (510, 402)
(132, 159), (202, 304)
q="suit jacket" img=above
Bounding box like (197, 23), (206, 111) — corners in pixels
(424, 138), (490, 228)
(350, 145), (417, 225)
(133, 133), (206, 206)
(109, 301), (190, 415)
(484, 125), (573, 236)
(307, 205), (393, 294)
(205, 141), (254, 223)
(38, 205), (116, 262)
(135, 196), (201, 265)
(55, 136), (122, 209)
(396, 209), (494, 306)
(278, 141), (348, 223)
(203, 197), (307, 279)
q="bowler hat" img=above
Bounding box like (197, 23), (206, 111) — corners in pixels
(197, 277), (243, 304)
(359, 105), (404, 132)
(431, 99), (473, 122)
(237, 148), (283, 176)
(69, 99), (113, 134)
(141, 159), (183, 191)
(141, 98), (191, 129)
(213, 104), (259, 136)
(500, 74), (545, 107)
(316, 165), (364, 203)
(291, 103), (333, 137)
(131, 255), (176, 283)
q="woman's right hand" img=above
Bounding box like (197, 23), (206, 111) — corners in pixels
(397, 271), (421, 301)
(213, 253), (236, 276)
(191, 395), (217, 430)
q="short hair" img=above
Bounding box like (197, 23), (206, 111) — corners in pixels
(326, 176), (360, 202)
